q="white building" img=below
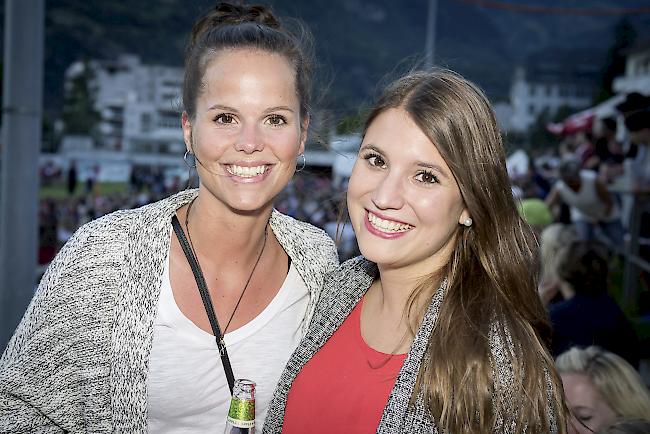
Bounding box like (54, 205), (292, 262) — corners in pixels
(64, 54), (185, 154)
(507, 65), (595, 133)
(613, 41), (650, 94)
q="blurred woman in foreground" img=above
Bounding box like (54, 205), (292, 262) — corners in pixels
(557, 346), (650, 434)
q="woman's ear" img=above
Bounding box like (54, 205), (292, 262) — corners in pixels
(298, 114), (310, 155)
(459, 209), (472, 227)
(182, 112), (193, 152)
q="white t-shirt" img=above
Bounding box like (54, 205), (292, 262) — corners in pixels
(556, 170), (620, 223)
(147, 247), (309, 433)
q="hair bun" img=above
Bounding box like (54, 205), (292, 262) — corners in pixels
(211, 2), (280, 28)
(189, 2), (281, 51)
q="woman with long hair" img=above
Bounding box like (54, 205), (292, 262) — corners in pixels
(263, 69), (567, 433)
(0, 3), (337, 432)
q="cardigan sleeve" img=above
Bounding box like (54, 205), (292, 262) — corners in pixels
(0, 219), (122, 433)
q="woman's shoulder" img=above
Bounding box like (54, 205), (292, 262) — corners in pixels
(329, 256), (377, 280)
(271, 210), (333, 240)
(270, 210), (338, 260)
(319, 256), (377, 298)
(72, 190), (196, 245)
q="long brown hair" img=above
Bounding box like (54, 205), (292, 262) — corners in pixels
(363, 70), (568, 433)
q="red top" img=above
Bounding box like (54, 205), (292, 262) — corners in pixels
(282, 298), (407, 434)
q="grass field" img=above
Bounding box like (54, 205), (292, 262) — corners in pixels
(40, 182), (129, 199)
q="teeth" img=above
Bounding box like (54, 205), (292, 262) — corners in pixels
(368, 212), (413, 233)
(227, 165), (267, 177)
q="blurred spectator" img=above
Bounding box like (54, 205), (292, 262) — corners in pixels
(538, 223), (580, 305)
(67, 161), (78, 196)
(85, 164), (99, 194)
(623, 108), (650, 192)
(617, 92), (650, 311)
(594, 118), (625, 183)
(556, 346), (650, 434)
(512, 157), (553, 200)
(548, 241), (639, 367)
(573, 131), (597, 170)
(597, 419), (650, 434)
(616, 93), (650, 191)
(39, 160), (61, 187)
(546, 158), (623, 243)
(38, 199), (58, 265)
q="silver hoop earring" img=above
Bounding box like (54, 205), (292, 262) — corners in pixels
(295, 153), (306, 172)
(183, 150), (196, 168)
(463, 217), (473, 227)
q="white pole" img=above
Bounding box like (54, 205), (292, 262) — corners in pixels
(424, 0), (438, 69)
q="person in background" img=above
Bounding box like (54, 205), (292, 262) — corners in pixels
(66, 160), (78, 196)
(548, 241), (639, 367)
(616, 93), (650, 314)
(537, 223), (580, 306)
(594, 118), (625, 183)
(556, 346), (650, 434)
(622, 105), (650, 192)
(263, 69), (567, 433)
(545, 158), (623, 244)
(0, 3), (338, 432)
(573, 131), (597, 170)
(615, 92), (650, 166)
(597, 419), (650, 434)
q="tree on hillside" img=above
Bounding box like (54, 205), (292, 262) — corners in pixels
(598, 17), (637, 102)
(61, 60), (99, 136)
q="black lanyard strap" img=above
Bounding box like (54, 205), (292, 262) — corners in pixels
(171, 214), (236, 394)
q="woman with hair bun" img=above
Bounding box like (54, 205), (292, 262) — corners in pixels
(0, 3), (337, 432)
(264, 69), (568, 433)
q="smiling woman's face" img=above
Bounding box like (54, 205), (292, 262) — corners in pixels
(182, 48), (306, 214)
(561, 372), (617, 434)
(346, 107), (469, 277)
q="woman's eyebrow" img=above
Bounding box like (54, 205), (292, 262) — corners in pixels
(416, 162), (450, 179)
(359, 144), (384, 154)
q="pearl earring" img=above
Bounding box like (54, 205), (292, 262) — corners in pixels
(463, 217), (473, 227)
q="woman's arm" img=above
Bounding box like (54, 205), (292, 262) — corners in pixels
(595, 179), (613, 217)
(545, 187), (562, 220)
(0, 221), (117, 432)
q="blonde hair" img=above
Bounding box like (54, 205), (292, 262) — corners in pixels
(539, 223), (578, 285)
(364, 69), (567, 433)
(556, 346), (650, 420)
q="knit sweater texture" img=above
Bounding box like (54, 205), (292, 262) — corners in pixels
(0, 189), (338, 433)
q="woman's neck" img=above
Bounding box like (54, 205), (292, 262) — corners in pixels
(361, 267), (439, 354)
(183, 193), (272, 265)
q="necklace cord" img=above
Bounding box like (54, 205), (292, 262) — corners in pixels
(171, 213), (236, 393)
(184, 199), (268, 335)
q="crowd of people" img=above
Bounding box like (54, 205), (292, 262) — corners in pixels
(3, 1), (650, 433)
(37, 165), (352, 266)
(511, 93), (650, 432)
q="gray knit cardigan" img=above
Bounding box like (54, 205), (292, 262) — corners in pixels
(262, 257), (559, 434)
(0, 189), (338, 433)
